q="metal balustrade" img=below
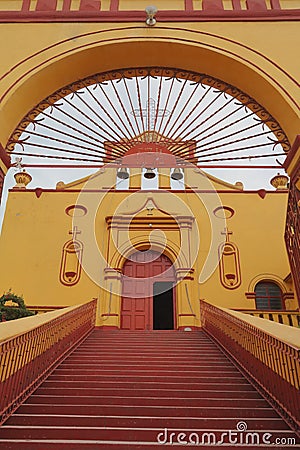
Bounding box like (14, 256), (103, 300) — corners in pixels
(0, 299), (97, 425)
(233, 309), (300, 328)
(200, 300), (300, 431)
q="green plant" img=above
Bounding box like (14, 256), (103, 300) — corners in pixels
(0, 291), (34, 321)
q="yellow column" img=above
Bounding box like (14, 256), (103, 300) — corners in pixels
(158, 168), (171, 189)
(129, 168), (142, 189)
(98, 268), (122, 329)
(176, 272), (197, 330)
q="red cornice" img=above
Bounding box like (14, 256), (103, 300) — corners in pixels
(9, 188), (288, 194)
(0, 143), (10, 169)
(0, 9), (299, 23)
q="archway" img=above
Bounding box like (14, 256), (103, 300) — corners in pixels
(1, 36), (299, 149)
(1, 35), (297, 201)
(121, 250), (176, 331)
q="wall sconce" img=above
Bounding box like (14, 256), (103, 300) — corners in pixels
(145, 5), (158, 26)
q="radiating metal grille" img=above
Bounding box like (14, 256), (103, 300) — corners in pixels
(7, 67), (290, 167)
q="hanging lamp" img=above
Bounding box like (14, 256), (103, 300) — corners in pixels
(171, 168), (183, 180)
(144, 168), (156, 179)
(117, 167), (130, 179)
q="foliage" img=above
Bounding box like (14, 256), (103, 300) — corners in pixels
(0, 291), (34, 321)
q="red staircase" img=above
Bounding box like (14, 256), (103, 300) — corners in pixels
(0, 329), (298, 448)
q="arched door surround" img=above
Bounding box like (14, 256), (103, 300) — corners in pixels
(121, 250), (176, 330)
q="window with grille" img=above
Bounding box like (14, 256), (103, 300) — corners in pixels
(255, 282), (284, 310)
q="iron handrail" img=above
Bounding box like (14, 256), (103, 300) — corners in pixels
(0, 299), (97, 425)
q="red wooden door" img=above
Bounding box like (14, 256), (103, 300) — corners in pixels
(121, 251), (175, 330)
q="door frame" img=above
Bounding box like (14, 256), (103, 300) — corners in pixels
(153, 281), (177, 330)
(120, 251), (176, 330)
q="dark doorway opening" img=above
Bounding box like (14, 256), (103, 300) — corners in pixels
(153, 282), (174, 330)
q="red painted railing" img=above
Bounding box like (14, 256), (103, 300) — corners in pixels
(0, 299), (97, 425)
(233, 309), (300, 328)
(285, 183), (300, 303)
(200, 300), (300, 430)
(15, 0), (299, 12)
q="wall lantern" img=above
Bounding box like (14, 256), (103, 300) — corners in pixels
(145, 5), (158, 26)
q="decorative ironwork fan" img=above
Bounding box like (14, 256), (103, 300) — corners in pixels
(6, 67), (290, 168)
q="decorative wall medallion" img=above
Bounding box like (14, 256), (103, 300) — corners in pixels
(213, 206), (235, 219)
(59, 226), (83, 286)
(218, 227), (241, 289)
(65, 205), (87, 217)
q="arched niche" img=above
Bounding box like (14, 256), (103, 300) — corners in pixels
(108, 237), (190, 278)
(59, 239), (83, 286)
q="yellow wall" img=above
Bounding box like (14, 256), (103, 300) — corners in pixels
(0, 20), (299, 150)
(0, 1), (299, 328)
(0, 168), (297, 328)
